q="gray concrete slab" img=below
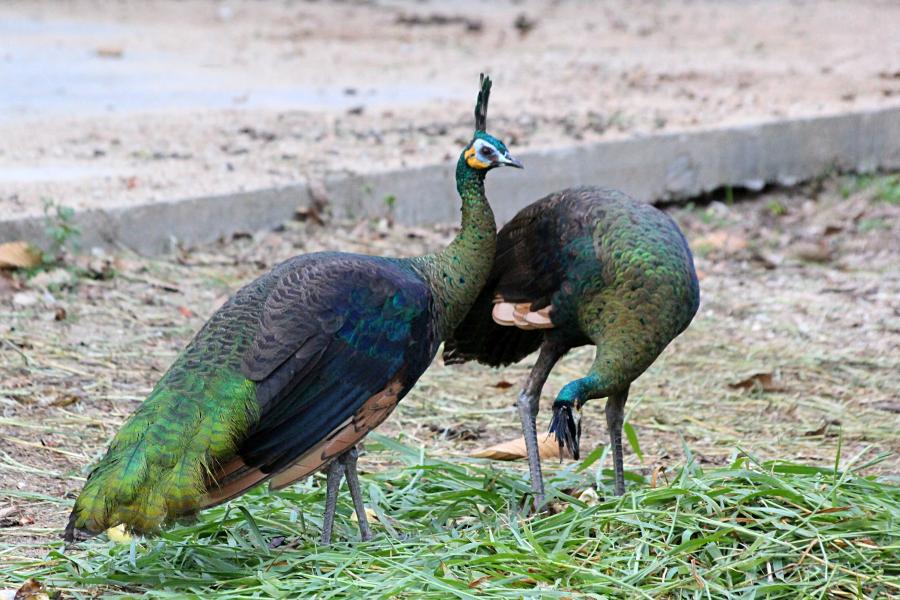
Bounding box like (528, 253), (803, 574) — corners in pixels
(2, 106), (898, 255)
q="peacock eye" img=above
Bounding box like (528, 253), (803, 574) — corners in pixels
(482, 146), (495, 156)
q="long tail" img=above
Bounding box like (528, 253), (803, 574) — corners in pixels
(65, 373), (257, 541)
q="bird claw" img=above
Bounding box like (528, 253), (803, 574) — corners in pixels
(548, 401), (581, 460)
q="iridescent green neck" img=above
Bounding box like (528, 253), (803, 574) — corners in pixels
(413, 154), (497, 338)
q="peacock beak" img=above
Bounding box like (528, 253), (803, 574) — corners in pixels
(501, 153), (524, 169)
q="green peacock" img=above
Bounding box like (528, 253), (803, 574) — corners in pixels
(445, 187), (699, 503)
(65, 75), (523, 544)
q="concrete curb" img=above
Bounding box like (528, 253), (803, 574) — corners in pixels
(3, 105), (898, 255)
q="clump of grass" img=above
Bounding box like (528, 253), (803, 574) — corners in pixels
(765, 199), (787, 217)
(2, 435), (897, 599)
(840, 173), (900, 205)
(41, 198), (80, 266)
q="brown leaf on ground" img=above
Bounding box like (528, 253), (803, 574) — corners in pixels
(694, 231), (748, 254)
(472, 434), (566, 460)
(177, 306), (195, 318)
(0, 241), (42, 269)
(0, 504), (22, 527)
(727, 372), (785, 392)
(493, 380), (514, 389)
(792, 239), (834, 263)
(295, 206), (325, 226)
(12, 578), (50, 600)
(751, 249), (783, 269)
(350, 506), (379, 525)
(49, 394), (80, 408)
(803, 419), (841, 437)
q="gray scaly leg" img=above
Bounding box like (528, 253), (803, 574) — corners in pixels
(518, 342), (566, 509)
(341, 446), (372, 541)
(320, 458), (345, 545)
(605, 387), (629, 496)
(516, 390), (543, 507)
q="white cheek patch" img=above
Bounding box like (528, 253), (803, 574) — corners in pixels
(473, 139), (499, 162)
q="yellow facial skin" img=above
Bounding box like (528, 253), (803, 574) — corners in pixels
(465, 146), (490, 170)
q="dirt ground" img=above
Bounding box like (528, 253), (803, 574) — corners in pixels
(1, 174), (898, 555)
(2, 0), (900, 218)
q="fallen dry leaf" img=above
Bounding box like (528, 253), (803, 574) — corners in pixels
(0, 241), (42, 269)
(803, 419), (841, 437)
(728, 372), (785, 392)
(350, 506), (379, 525)
(751, 249), (783, 270)
(177, 306), (195, 318)
(49, 394), (80, 408)
(493, 380), (514, 389)
(0, 504), (22, 528)
(792, 239), (833, 263)
(694, 230), (748, 254)
(650, 465), (664, 488)
(295, 206), (325, 226)
(472, 434), (567, 461)
(577, 487), (600, 506)
(12, 579), (49, 600)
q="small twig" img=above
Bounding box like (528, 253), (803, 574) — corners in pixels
(2, 338), (33, 367)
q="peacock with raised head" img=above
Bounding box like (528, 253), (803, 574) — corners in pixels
(65, 75), (523, 544)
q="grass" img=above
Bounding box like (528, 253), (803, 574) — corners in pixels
(839, 174), (900, 205)
(2, 178), (899, 597)
(1, 434), (898, 599)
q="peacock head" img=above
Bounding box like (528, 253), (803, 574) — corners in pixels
(462, 75), (523, 172)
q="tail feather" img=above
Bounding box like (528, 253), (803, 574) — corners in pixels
(444, 287), (543, 367)
(65, 372), (257, 539)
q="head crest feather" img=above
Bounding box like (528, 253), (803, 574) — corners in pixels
(474, 73), (491, 132)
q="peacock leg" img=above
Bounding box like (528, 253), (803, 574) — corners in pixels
(518, 342), (567, 509)
(320, 458), (345, 545)
(605, 387), (629, 496)
(341, 446), (372, 541)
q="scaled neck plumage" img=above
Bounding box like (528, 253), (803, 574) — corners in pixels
(412, 152), (497, 338)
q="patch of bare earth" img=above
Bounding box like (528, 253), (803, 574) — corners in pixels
(1, 0), (899, 217)
(1, 176), (898, 557)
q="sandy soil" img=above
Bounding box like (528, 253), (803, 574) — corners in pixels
(2, 0), (899, 219)
(1, 175), (898, 553)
